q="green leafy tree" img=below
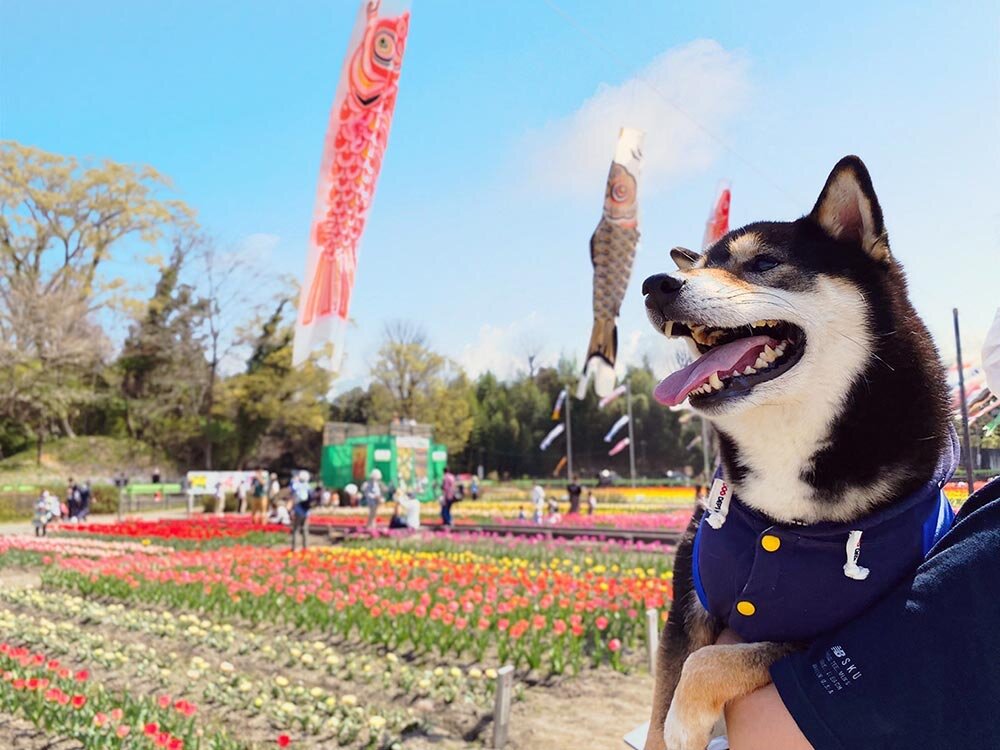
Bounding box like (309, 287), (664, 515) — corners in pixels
(117, 236), (209, 465)
(368, 322), (475, 454)
(216, 299), (332, 469)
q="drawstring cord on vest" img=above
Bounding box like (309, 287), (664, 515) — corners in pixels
(843, 530), (870, 580)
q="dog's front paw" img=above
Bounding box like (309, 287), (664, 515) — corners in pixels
(663, 700), (715, 750)
(662, 653), (723, 750)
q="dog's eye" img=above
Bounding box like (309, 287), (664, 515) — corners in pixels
(748, 255), (780, 273)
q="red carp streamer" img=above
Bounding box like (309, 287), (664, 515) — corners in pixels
(294, 0), (410, 369)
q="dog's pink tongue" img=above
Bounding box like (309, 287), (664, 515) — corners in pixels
(654, 335), (777, 406)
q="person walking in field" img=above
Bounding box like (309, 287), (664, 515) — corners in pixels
(77, 481), (92, 521)
(566, 476), (583, 515)
(235, 479), (248, 514)
(440, 468), (457, 527)
(33, 490), (58, 537)
(213, 482), (225, 516)
(267, 472), (280, 511)
(532, 483), (545, 524)
(290, 471), (315, 551)
(362, 469), (384, 531)
(250, 471), (267, 524)
(66, 479), (80, 521)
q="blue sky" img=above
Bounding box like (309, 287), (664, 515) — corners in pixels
(3, 0), (998, 392)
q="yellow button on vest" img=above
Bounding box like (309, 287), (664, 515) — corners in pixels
(761, 535), (781, 552)
(736, 600), (756, 617)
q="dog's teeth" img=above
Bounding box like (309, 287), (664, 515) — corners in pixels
(743, 366), (756, 375)
(763, 345), (777, 362)
(775, 342), (786, 355)
(709, 372), (724, 390)
(754, 356), (768, 370)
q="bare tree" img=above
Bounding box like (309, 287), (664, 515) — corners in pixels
(0, 141), (188, 461)
(194, 237), (292, 467)
(520, 336), (544, 379)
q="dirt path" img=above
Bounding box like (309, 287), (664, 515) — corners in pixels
(0, 713), (81, 750)
(0, 569), (41, 589)
(504, 669), (652, 749)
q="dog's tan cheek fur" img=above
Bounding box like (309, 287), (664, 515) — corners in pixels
(685, 267), (754, 291)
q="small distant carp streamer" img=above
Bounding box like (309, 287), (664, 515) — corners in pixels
(608, 436), (631, 457)
(293, 0), (410, 369)
(603, 414), (630, 444)
(551, 389), (568, 421)
(539, 424), (566, 452)
(577, 127), (644, 399)
(702, 180), (731, 250)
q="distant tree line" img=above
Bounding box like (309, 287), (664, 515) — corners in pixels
(333, 324), (702, 480)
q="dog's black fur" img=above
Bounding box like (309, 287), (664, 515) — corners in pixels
(642, 157), (952, 749)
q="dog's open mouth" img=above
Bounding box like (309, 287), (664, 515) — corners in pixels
(654, 319), (806, 406)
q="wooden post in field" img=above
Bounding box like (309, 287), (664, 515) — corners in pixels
(492, 664), (515, 748)
(646, 608), (659, 673)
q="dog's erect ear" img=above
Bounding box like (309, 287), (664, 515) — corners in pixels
(670, 247), (701, 270)
(809, 156), (890, 263)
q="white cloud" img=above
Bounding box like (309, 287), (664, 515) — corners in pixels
(521, 39), (750, 195)
(234, 232), (281, 262)
(457, 313), (554, 380)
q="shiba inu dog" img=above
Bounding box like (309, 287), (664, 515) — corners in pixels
(641, 156), (954, 750)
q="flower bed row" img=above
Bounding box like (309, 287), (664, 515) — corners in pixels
(2, 587), (498, 715)
(0, 535), (175, 559)
(0, 598), (420, 747)
(55, 517), (287, 543)
(43, 544), (672, 674)
(0, 639), (225, 750)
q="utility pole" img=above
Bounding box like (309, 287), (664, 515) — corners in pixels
(626, 380), (637, 487)
(954, 308), (977, 497)
(565, 389), (574, 479)
(700, 418), (712, 484)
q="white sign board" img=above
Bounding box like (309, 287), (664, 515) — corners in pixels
(185, 471), (261, 496)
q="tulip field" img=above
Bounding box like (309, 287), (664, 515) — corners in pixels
(0, 513), (681, 748)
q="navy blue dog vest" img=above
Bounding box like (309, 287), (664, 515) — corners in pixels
(692, 434), (958, 643)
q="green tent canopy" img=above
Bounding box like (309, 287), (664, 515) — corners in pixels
(320, 422), (447, 502)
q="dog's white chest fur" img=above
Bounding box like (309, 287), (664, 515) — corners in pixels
(710, 276), (882, 522)
(717, 403), (828, 521)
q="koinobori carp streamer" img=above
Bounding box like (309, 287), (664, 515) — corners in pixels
(293, 0), (411, 370)
(577, 127), (644, 399)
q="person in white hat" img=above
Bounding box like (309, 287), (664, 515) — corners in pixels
(362, 469), (384, 531)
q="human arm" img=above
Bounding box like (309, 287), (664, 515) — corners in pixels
(728, 484), (1000, 750)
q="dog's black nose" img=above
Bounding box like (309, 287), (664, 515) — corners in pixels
(642, 273), (685, 308)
